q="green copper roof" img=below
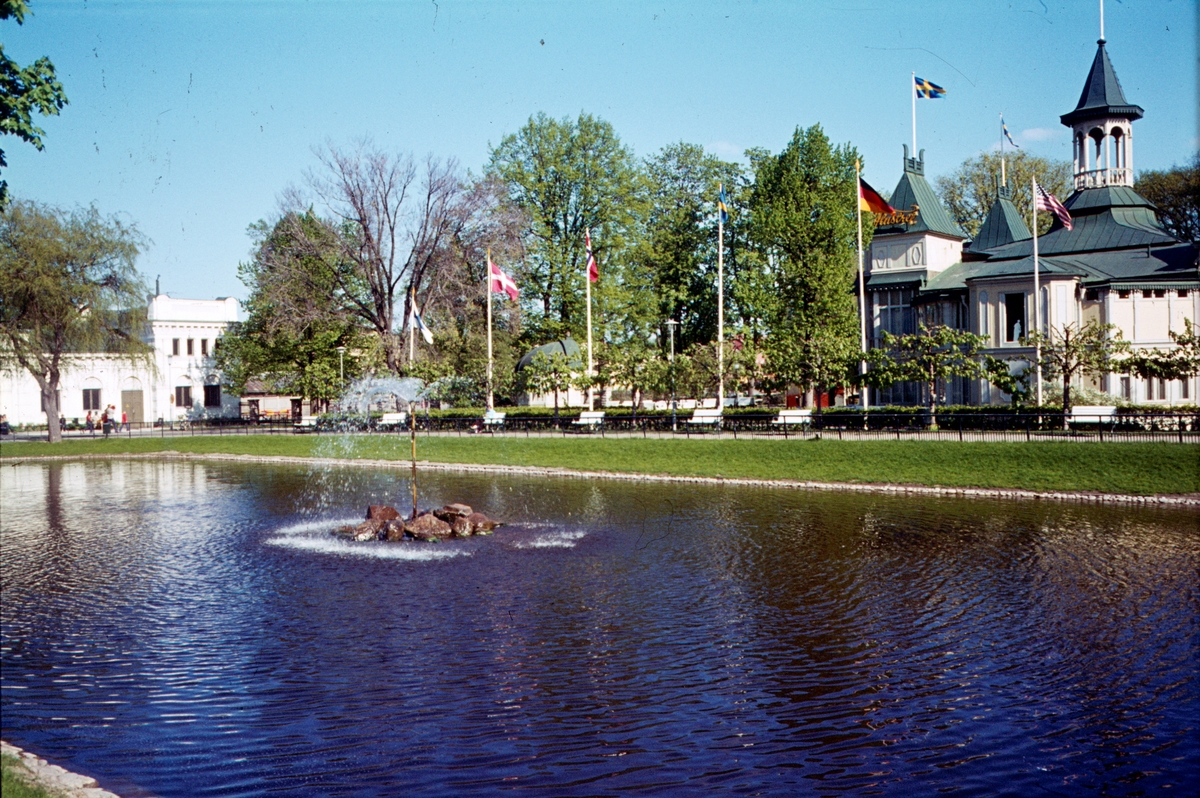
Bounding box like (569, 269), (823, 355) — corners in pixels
(874, 147), (966, 240)
(971, 187), (1031, 253)
(516, 337), (583, 371)
(1061, 40), (1143, 126)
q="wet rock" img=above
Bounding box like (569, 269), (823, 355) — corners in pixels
(334, 519), (384, 541)
(433, 502), (473, 522)
(405, 513), (450, 543)
(468, 512), (500, 533)
(367, 504), (401, 521)
(382, 519), (407, 541)
(450, 516), (473, 537)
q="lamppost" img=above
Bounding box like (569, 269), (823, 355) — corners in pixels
(666, 319), (678, 432)
(336, 346), (346, 391)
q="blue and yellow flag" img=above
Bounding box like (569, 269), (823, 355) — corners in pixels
(914, 76), (946, 99)
(718, 184), (729, 224)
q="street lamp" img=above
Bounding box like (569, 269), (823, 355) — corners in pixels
(336, 346), (347, 391)
(665, 319), (678, 432)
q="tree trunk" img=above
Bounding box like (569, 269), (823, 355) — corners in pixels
(553, 388), (559, 418)
(41, 380), (63, 444)
(927, 374), (938, 430)
(1062, 374), (1072, 431)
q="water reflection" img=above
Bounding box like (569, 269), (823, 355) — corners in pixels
(1, 461), (1197, 796)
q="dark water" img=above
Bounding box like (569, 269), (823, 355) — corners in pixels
(1, 460), (1198, 797)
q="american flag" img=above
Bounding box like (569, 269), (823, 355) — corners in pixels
(1034, 179), (1073, 231)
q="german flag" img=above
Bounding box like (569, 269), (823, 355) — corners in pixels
(859, 178), (894, 214)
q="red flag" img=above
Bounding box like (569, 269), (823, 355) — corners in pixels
(1034, 179), (1073, 231)
(489, 257), (519, 301)
(859, 178), (894, 214)
(585, 230), (599, 283)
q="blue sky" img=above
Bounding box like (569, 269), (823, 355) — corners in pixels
(5, 0), (1196, 302)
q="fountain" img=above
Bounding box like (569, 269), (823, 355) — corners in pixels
(329, 374), (502, 544)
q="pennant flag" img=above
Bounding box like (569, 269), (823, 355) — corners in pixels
(489, 257), (520, 301)
(859, 177), (895, 214)
(1001, 115), (1020, 149)
(1034, 179), (1073, 231)
(718, 184), (729, 224)
(585, 230), (599, 283)
(408, 303), (434, 345)
(914, 76), (946, 99)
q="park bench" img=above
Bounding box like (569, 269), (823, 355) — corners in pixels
(378, 412), (409, 431)
(572, 410), (606, 432)
(1068, 405), (1117, 426)
(771, 409), (812, 432)
(293, 416), (319, 433)
(472, 409), (506, 433)
(687, 408), (723, 431)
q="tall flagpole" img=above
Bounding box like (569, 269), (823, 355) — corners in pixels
(1000, 114), (1007, 186)
(717, 186), (725, 410)
(585, 231), (595, 411)
(911, 72), (917, 156)
(486, 248), (494, 412)
(1031, 177), (1043, 407)
(408, 285), (416, 363)
(855, 162), (868, 408)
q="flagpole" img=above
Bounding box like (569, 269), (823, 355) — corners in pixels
(486, 248), (494, 412)
(408, 285), (415, 363)
(911, 72), (917, 156)
(585, 231), (595, 411)
(717, 186), (725, 411)
(1031, 177), (1043, 407)
(1000, 114), (1006, 187)
(855, 162), (868, 409)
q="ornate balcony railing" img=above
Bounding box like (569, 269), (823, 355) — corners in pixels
(1074, 167), (1132, 190)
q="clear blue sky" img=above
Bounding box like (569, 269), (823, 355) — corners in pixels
(5, 0), (1197, 302)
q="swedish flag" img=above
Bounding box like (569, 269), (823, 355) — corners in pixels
(718, 184), (729, 224)
(914, 76), (946, 99)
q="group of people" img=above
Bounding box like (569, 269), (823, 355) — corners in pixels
(83, 405), (129, 436)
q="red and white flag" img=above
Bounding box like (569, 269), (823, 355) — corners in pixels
(585, 230), (599, 283)
(1034, 179), (1073, 231)
(489, 257), (519, 301)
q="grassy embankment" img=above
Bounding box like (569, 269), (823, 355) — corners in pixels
(1, 754), (62, 798)
(3, 434), (1197, 496)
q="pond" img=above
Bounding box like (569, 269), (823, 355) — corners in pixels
(2, 459), (1197, 796)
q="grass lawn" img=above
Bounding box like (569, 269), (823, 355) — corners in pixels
(1, 754), (63, 798)
(3, 433), (1196, 496)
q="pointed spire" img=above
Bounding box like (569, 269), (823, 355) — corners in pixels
(972, 184), (1032, 252)
(1060, 40), (1143, 126)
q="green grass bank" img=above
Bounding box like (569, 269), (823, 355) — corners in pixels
(3, 435), (1196, 496)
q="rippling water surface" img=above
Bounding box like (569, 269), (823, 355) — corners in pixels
(2, 459), (1198, 796)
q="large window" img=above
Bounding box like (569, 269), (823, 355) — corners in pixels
(82, 388), (101, 411)
(979, 291), (989, 337)
(203, 385), (221, 408)
(175, 386), (192, 408)
(1003, 293), (1026, 342)
(200, 338), (208, 356)
(186, 338), (194, 356)
(172, 338), (180, 356)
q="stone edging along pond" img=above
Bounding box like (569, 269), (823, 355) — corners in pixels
(7, 451), (1199, 508)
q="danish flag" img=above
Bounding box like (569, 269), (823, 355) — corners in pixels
(489, 257), (519, 301)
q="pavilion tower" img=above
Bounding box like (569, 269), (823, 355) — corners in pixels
(1060, 37), (1143, 191)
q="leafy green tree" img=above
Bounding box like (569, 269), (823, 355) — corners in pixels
(518, 351), (576, 417)
(0, 1), (67, 208)
(1135, 154), (1199, 243)
(748, 124), (862, 403)
(215, 213), (372, 407)
(488, 112), (645, 342)
(639, 142), (745, 349)
(864, 324), (992, 426)
(1129, 319), (1200, 383)
(935, 151), (1072, 238)
(1023, 320), (1130, 423)
(601, 339), (663, 418)
(0, 200), (149, 441)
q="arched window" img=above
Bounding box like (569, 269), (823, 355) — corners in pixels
(1112, 128), (1125, 169)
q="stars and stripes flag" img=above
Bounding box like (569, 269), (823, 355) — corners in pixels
(1034, 179), (1073, 231)
(489, 256), (519, 301)
(585, 230), (599, 283)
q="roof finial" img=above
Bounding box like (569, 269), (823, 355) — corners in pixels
(1099, 0), (1105, 42)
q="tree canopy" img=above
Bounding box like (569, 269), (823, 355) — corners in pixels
(934, 151), (1072, 238)
(1136, 153), (1200, 243)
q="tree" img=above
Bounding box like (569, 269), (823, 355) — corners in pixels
(864, 324), (992, 426)
(1128, 319), (1200, 384)
(215, 213), (373, 407)
(602, 339), (662, 418)
(639, 142), (745, 350)
(0, 200), (149, 442)
(1135, 154), (1199, 243)
(748, 124), (862, 403)
(488, 112), (645, 341)
(518, 351), (576, 417)
(935, 151), (1072, 238)
(1023, 320), (1130, 424)
(1, 1), (67, 208)
(271, 142), (479, 372)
